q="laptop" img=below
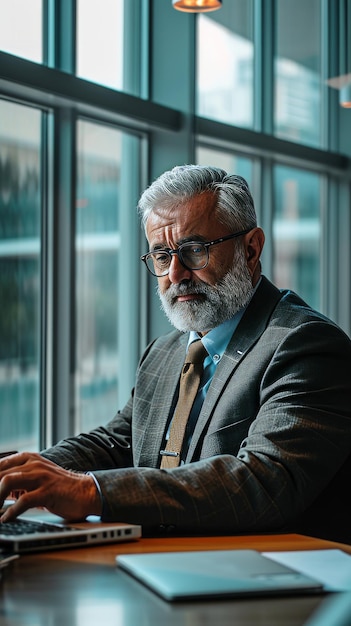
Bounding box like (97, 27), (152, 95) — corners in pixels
(0, 503), (141, 554)
(117, 549), (324, 601)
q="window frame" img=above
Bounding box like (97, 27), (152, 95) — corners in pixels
(0, 0), (350, 452)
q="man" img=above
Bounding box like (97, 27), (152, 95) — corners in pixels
(1, 165), (351, 542)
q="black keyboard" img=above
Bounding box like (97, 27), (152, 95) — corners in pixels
(0, 519), (71, 536)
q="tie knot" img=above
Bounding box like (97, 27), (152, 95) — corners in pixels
(186, 340), (207, 365)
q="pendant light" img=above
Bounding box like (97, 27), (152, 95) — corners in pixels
(172, 0), (222, 13)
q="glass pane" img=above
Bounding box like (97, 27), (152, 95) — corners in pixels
(273, 166), (321, 309)
(274, 0), (322, 147)
(196, 146), (253, 188)
(0, 0), (42, 62)
(75, 121), (122, 432)
(76, 0), (124, 91)
(196, 0), (254, 128)
(0, 100), (42, 452)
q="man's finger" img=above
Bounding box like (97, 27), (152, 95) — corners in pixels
(0, 490), (40, 523)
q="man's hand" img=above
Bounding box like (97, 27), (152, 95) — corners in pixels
(0, 452), (102, 522)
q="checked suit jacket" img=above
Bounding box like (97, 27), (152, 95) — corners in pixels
(43, 276), (351, 543)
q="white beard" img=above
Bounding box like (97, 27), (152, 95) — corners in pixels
(158, 247), (254, 333)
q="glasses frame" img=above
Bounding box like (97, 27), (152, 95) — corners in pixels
(141, 228), (252, 277)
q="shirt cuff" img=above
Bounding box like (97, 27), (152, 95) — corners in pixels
(86, 471), (104, 517)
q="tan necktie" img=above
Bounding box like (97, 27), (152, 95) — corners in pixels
(160, 340), (208, 469)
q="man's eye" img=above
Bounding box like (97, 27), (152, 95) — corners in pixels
(154, 253), (170, 266)
(187, 244), (204, 256)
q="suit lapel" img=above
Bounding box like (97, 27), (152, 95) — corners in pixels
(186, 277), (283, 461)
(137, 333), (188, 467)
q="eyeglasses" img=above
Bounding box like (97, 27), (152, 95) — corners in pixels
(141, 229), (251, 277)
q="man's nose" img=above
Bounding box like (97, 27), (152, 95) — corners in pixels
(167, 253), (192, 284)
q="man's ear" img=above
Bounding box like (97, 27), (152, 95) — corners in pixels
(244, 228), (265, 280)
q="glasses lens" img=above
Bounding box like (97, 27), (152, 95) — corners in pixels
(147, 251), (171, 276)
(180, 242), (208, 269)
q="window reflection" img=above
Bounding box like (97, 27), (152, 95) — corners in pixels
(196, 146), (253, 188)
(273, 166), (321, 309)
(76, 0), (124, 90)
(274, 0), (322, 147)
(0, 0), (42, 62)
(196, 0), (254, 128)
(75, 121), (122, 432)
(76, 600), (124, 626)
(0, 100), (41, 452)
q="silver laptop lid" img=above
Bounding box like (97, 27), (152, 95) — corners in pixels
(117, 549), (323, 601)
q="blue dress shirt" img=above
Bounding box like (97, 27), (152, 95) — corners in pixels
(179, 310), (246, 461)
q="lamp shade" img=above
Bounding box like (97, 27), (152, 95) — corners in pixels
(173, 0), (222, 12)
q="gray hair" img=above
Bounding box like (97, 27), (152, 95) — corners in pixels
(138, 164), (257, 232)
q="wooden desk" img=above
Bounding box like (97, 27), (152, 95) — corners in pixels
(1, 533), (350, 626)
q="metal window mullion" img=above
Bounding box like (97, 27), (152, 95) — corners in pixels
(55, 0), (76, 73)
(51, 108), (77, 443)
(254, 0), (274, 134)
(323, 176), (337, 319)
(259, 158), (274, 279)
(322, 0), (338, 152)
(39, 110), (54, 450)
(336, 180), (351, 334)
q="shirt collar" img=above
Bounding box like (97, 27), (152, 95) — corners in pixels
(188, 312), (243, 365)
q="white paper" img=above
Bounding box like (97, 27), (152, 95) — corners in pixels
(263, 550), (351, 592)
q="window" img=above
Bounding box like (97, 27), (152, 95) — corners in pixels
(0, 1), (349, 453)
(273, 165), (321, 309)
(76, 0), (124, 91)
(196, 146), (254, 189)
(274, 0), (322, 147)
(0, 0), (42, 63)
(76, 0), (143, 97)
(196, 0), (254, 128)
(0, 99), (42, 452)
(75, 120), (141, 432)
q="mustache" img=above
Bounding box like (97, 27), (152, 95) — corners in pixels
(161, 280), (212, 300)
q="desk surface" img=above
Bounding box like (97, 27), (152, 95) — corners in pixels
(1, 533), (350, 626)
